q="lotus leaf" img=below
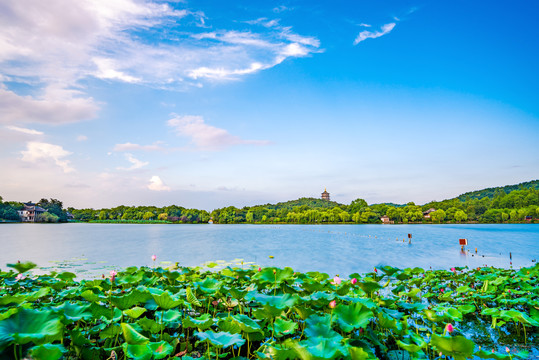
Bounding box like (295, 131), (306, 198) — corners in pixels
(29, 343), (66, 360)
(52, 301), (92, 324)
(7, 261), (37, 273)
(195, 277), (223, 294)
(195, 330), (245, 348)
(0, 308), (63, 348)
(112, 288), (152, 310)
(150, 289), (183, 310)
(333, 303), (373, 332)
(124, 306), (147, 319)
(430, 334), (474, 360)
(121, 323), (149, 345)
(274, 318), (298, 337)
(184, 313), (214, 330)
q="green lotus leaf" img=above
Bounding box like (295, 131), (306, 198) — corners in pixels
(195, 330), (245, 349)
(304, 314), (342, 342)
(474, 349), (511, 359)
(295, 336), (347, 360)
(121, 323), (149, 345)
(183, 313), (214, 330)
(481, 307), (499, 316)
(29, 343), (67, 360)
(444, 308), (463, 322)
(148, 341), (174, 359)
(261, 340), (298, 360)
(100, 323), (121, 339)
(149, 289), (183, 310)
(294, 306), (315, 320)
(156, 309), (182, 324)
(254, 267), (295, 286)
(137, 317), (165, 334)
(124, 306), (147, 319)
(396, 340), (422, 353)
(457, 304), (476, 315)
(0, 308), (19, 321)
(246, 292), (298, 309)
(274, 318), (298, 337)
(7, 261), (37, 273)
(112, 288), (152, 310)
(52, 301), (92, 324)
(403, 288), (421, 299)
(186, 287), (202, 307)
(195, 277), (223, 294)
(334, 303), (373, 332)
(0, 308), (63, 347)
(377, 312), (401, 331)
(430, 334), (474, 360)
(217, 317), (242, 334)
(456, 285), (471, 294)
(80, 289), (103, 303)
(397, 302), (427, 312)
(358, 280), (382, 295)
(232, 314), (261, 333)
(55, 271), (76, 281)
(90, 303), (122, 322)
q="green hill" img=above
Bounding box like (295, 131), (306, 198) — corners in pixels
(261, 197), (342, 210)
(457, 180), (539, 201)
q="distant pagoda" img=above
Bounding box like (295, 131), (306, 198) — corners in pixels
(321, 188), (330, 201)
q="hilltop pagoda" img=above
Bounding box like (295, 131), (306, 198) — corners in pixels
(321, 188), (330, 201)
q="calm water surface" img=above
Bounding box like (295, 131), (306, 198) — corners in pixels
(0, 223), (537, 277)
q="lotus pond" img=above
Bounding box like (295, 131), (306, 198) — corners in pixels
(1, 261), (538, 360)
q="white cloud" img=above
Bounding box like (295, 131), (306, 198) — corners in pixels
(148, 175), (170, 191)
(117, 153), (149, 170)
(354, 23), (396, 45)
(113, 142), (166, 152)
(0, 0), (321, 113)
(167, 115), (270, 150)
(77, 135), (88, 141)
(5, 126), (44, 135)
(0, 85), (98, 125)
(20, 141), (74, 173)
(359, 23), (371, 28)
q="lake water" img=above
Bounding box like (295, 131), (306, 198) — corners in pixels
(0, 223), (537, 278)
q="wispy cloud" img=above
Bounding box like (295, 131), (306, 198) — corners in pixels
(0, 85), (98, 125)
(77, 135), (88, 141)
(20, 141), (74, 173)
(5, 125), (44, 135)
(167, 115), (270, 150)
(354, 23), (396, 45)
(113, 142), (167, 152)
(117, 153), (149, 171)
(148, 175), (170, 191)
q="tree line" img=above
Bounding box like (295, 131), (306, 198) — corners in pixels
(1, 185), (538, 224)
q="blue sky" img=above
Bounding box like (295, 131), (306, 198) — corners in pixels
(1, 0), (538, 210)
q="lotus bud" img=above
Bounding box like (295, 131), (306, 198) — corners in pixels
(445, 323), (454, 333)
(329, 300), (336, 309)
(505, 347), (510, 353)
(351, 278), (358, 285)
(152, 255), (157, 261)
(110, 270), (117, 282)
(258, 267), (261, 272)
(332, 276), (342, 285)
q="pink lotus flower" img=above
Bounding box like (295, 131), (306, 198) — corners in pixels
(258, 267), (261, 272)
(331, 276), (342, 285)
(351, 278), (358, 285)
(15, 273), (26, 281)
(151, 255), (157, 261)
(440, 288), (444, 293)
(110, 270), (117, 282)
(451, 267), (456, 273)
(445, 323), (454, 333)
(505, 347), (510, 353)
(329, 300), (336, 309)
(374, 267), (378, 273)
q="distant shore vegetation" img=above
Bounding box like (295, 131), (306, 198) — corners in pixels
(1, 180), (538, 225)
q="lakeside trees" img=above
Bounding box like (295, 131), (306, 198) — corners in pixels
(1, 182), (538, 224)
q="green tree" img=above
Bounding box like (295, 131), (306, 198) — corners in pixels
(158, 213), (168, 221)
(143, 211), (155, 220)
(246, 211), (254, 223)
(454, 210), (468, 222)
(430, 209), (446, 223)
